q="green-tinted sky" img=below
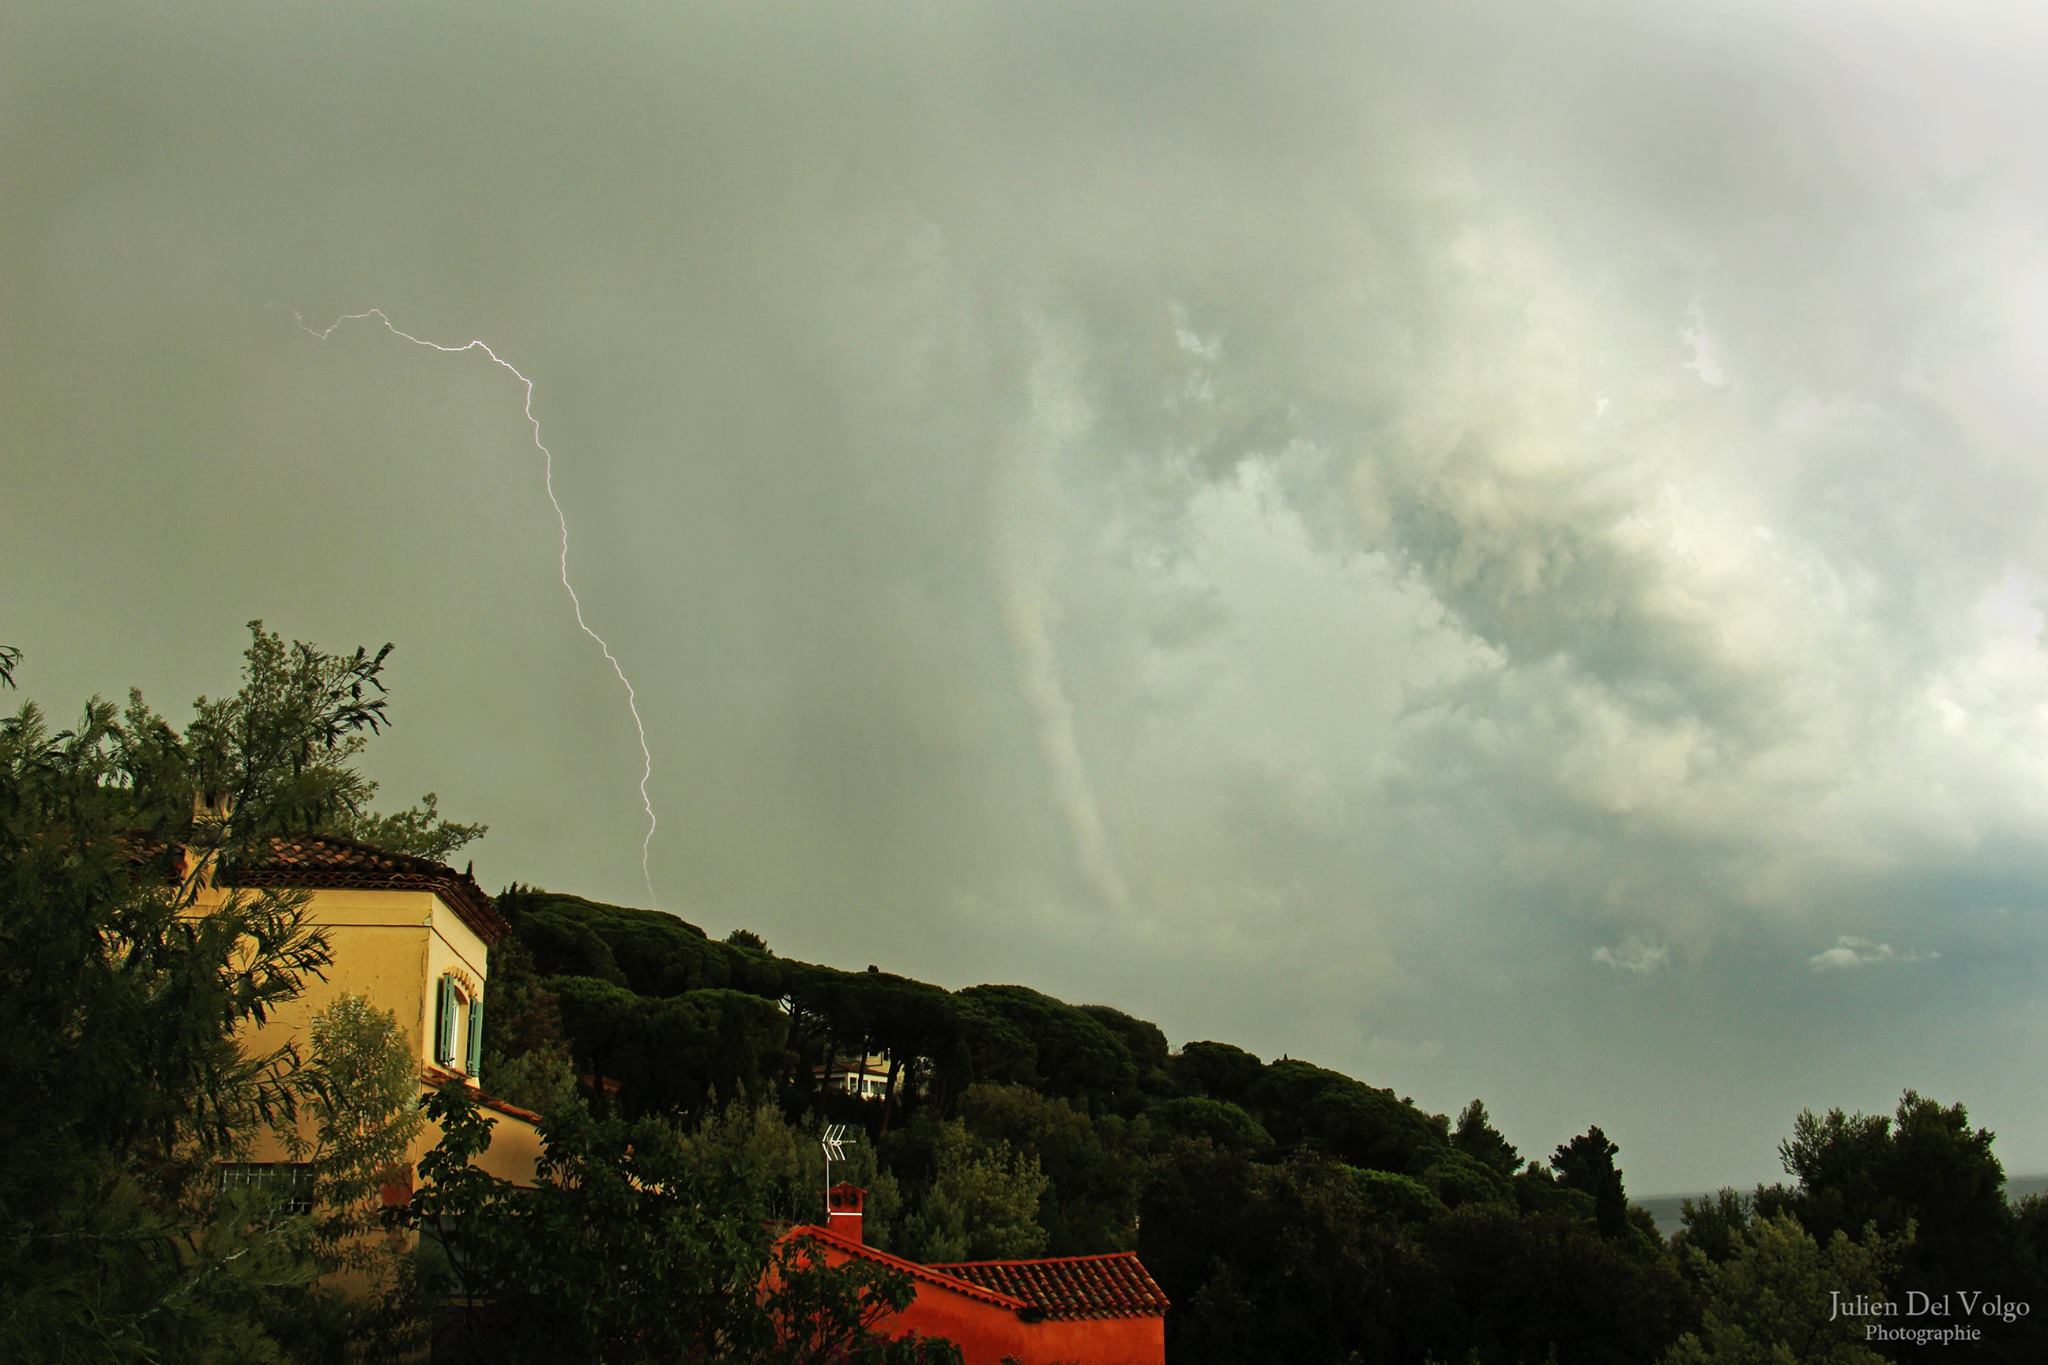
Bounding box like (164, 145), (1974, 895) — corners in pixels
(8, 1), (2048, 1193)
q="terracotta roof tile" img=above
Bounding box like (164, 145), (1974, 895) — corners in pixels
(787, 1227), (1031, 1313)
(421, 1065), (543, 1124)
(221, 834), (509, 945)
(121, 833), (176, 867)
(926, 1252), (1171, 1320)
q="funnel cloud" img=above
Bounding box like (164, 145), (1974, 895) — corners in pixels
(7, 0), (2048, 1192)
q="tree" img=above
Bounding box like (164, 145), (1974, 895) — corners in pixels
(686, 1099), (818, 1218)
(1137, 1097), (1274, 1154)
(847, 974), (957, 1128)
(267, 995), (432, 1362)
(954, 985), (1138, 1111)
(1766, 1091), (2046, 1360)
(892, 1115), (1050, 1263)
(1244, 1059), (1449, 1176)
(336, 790), (486, 862)
(1425, 1199), (1687, 1365)
(1422, 1148), (1515, 1211)
(295, 995), (426, 1253)
(1553, 1126), (1629, 1238)
(1143, 1146), (1446, 1364)
(1775, 1092), (2013, 1269)
(1662, 1213), (1903, 1365)
(405, 1087), (765, 1360)
(183, 623), (394, 838)
(403, 1086), (957, 1363)
(1168, 1040), (1264, 1104)
(1078, 1003), (1172, 1100)
(548, 974), (790, 1117)
(959, 1082), (1139, 1253)
(1773, 1106), (1898, 1244)
(0, 624), (418, 1360)
(473, 933), (579, 1114)
(764, 1238), (962, 1365)
(1672, 1187), (1755, 1266)
(1451, 1099), (1520, 1178)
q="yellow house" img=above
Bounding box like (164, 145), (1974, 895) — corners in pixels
(812, 1052), (901, 1100)
(194, 833), (543, 1198)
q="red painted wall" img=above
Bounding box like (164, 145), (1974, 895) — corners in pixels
(797, 1236), (1163, 1365)
(880, 1285), (1029, 1363)
(1011, 1314), (1163, 1365)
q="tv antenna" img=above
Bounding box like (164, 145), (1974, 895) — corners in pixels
(822, 1123), (856, 1226)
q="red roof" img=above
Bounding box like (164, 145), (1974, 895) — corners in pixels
(788, 1227), (1031, 1313)
(221, 833), (510, 945)
(420, 1066), (544, 1125)
(790, 1226), (1171, 1322)
(927, 1253), (1171, 1320)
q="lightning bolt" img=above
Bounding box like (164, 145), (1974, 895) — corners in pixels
(290, 307), (660, 907)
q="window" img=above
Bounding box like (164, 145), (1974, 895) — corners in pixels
(434, 973), (485, 1086)
(219, 1162), (314, 1216)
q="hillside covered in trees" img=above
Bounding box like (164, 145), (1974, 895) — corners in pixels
(478, 888), (2048, 1364)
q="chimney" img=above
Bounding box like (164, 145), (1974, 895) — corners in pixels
(826, 1182), (866, 1244)
(183, 791), (236, 894)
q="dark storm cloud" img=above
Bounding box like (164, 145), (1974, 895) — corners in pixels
(7, 0), (2048, 1189)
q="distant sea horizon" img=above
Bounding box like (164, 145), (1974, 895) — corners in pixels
(1637, 1172), (2048, 1239)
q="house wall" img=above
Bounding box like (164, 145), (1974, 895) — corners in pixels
(801, 1238), (1163, 1365)
(1021, 1314), (1164, 1365)
(879, 1284), (1030, 1364)
(196, 882), (536, 1186)
(412, 1094), (544, 1188)
(891, 1303), (1162, 1365)
(424, 898), (489, 1073)
(214, 885), (443, 1058)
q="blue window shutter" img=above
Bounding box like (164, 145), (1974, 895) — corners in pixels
(434, 976), (455, 1065)
(432, 976), (446, 1064)
(466, 995), (485, 1084)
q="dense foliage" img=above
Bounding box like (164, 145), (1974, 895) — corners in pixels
(492, 883), (2048, 1364)
(405, 1088), (959, 1364)
(0, 629), (949, 1362)
(0, 625), (380, 1358)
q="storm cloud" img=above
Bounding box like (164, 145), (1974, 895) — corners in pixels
(7, 0), (2048, 1190)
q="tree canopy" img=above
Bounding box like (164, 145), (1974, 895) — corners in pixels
(0, 624), (400, 1358)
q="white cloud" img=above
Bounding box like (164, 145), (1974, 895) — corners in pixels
(1808, 937), (1940, 973)
(1593, 938), (1672, 975)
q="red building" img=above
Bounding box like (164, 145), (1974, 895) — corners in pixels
(787, 1184), (1168, 1365)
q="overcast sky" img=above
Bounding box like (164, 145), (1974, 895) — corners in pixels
(8, 1), (2048, 1193)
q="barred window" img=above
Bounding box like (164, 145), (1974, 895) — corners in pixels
(219, 1162), (315, 1216)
